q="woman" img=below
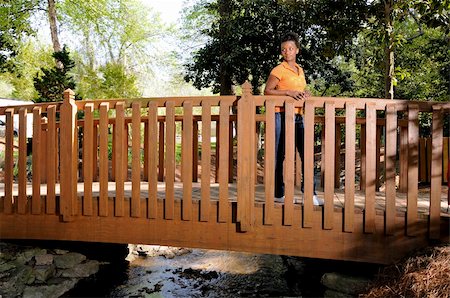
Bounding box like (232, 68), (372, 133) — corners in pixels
(264, 32), (323, 205)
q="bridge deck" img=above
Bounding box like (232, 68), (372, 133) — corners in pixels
(2, 182), (449, 216)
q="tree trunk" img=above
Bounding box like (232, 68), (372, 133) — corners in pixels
(48, 0), (63, 68)
(218, 0), (233, 95)
(384, 0), (395, 99)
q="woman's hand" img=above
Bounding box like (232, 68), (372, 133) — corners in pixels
(286, 90), (310, 100)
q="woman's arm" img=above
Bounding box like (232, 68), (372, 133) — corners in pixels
(264, 75), (309, 100)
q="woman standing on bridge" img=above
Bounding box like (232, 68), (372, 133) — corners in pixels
(264, 32), (323, 205)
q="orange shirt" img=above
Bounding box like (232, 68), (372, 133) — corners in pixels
(269, 61), (307, 113)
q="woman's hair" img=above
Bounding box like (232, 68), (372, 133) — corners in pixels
(281, 32), (300, 48)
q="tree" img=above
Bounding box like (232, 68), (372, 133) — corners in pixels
(0, 0), (38, 72)
(33, 46), (76, 102)
(182, 0), (369, 95)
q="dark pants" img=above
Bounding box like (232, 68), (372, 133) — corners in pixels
(274, 113), (315, 198)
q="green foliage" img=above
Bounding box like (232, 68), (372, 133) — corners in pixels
(183, 0), (369, 94)
(33, 46), (76, 102)
(0, 0), (39, 72)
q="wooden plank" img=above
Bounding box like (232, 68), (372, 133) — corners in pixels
(4, 109), (14, 214)
(284, 102), (295, 226)
(99, 102), (110, 217)
(344, 103), (356, 232)
(200, 101), (212, 222)
(385, 104), (397, 235)
(407, 105), (419, 235)
(215, 123), (220, 183)
(143, 122), (148, 181)
(218, 101), (230, 223)
(182, 101), (193, 221)
(165, 101), (175, 220)
(430, 107), (443, 239)
(158, 122), (165, 182)
(131, 102), (142, 218)
(114, 103), (125, 217)
(264, 101), (275, 225)
(320, 126), (325, 187)
(324, 102), (335, 230)
(147, 101), (158, 219)
(334, 123), (341, 188)
(364, 103), (376, 233)
(32, 107), (42, 215)
(303, 101), (315, 228)
(46, 106), (57, 214)
(18, 108), (28, 214)
(83, 104), (94, 216)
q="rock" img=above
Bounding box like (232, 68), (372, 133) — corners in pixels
(35, 254), (54, 266)
(17, 249), (47, 264)
(59, 260), (100, 278)
(33, 265), (56, 282)
(22, 279), (77, 298)
(0, 261), (16, 273)
(321, 272), (370, 295)
(54, 252), (86, 269)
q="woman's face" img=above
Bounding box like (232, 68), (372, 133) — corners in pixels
(280, 40), (299, 62)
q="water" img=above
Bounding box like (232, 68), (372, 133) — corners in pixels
(66, 244), (380, 298)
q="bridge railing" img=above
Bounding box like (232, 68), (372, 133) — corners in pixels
(237, 82), (449, 237)
(0, 84), (448, 240)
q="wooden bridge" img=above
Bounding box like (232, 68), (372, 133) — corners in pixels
(0, 82), (449, 264)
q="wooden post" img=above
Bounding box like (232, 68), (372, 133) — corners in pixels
(430, 106), (443, 239)
(237, 82), (255, 232)
(60, 89), (77, 221)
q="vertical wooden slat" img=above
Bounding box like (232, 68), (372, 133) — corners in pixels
(158, 121), (165, 182)
(228, 120), (234, 183)
(430, 107), (443, 239)
(360, 124), (366, 190)
(364, 103), (376, 233)
(114, 103), (125, 217)
(264, 101), (275, 225)
(303, 100), (315, 228)
(218, 101), (230, 223)
(99, 102), (109, 217)
(4, 109), (14, 214)
(18, 108), (28, 214)
(399, 125), (408, 192)
(165, 101), (175, 220)
(344, 103), (356, 232)
(182, 101), (193, 220)
(284, 102), (295, 226)
(237, 82), (255, 231)
(83, 104), (94, 216)
(46, 106), (56, 214)
(147, 101), (158, 219)
(324, 102), (335, 230)
(200, 101), (211, 222)
(60, 89), (77, 221)
(334, 123), (341, 188)
(131, 102), (142, 218)
(385, 104), (397, 235)
(32, 107), (42, 215)
(407, 104), (419, 235)
(215, 123), (220, 183)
